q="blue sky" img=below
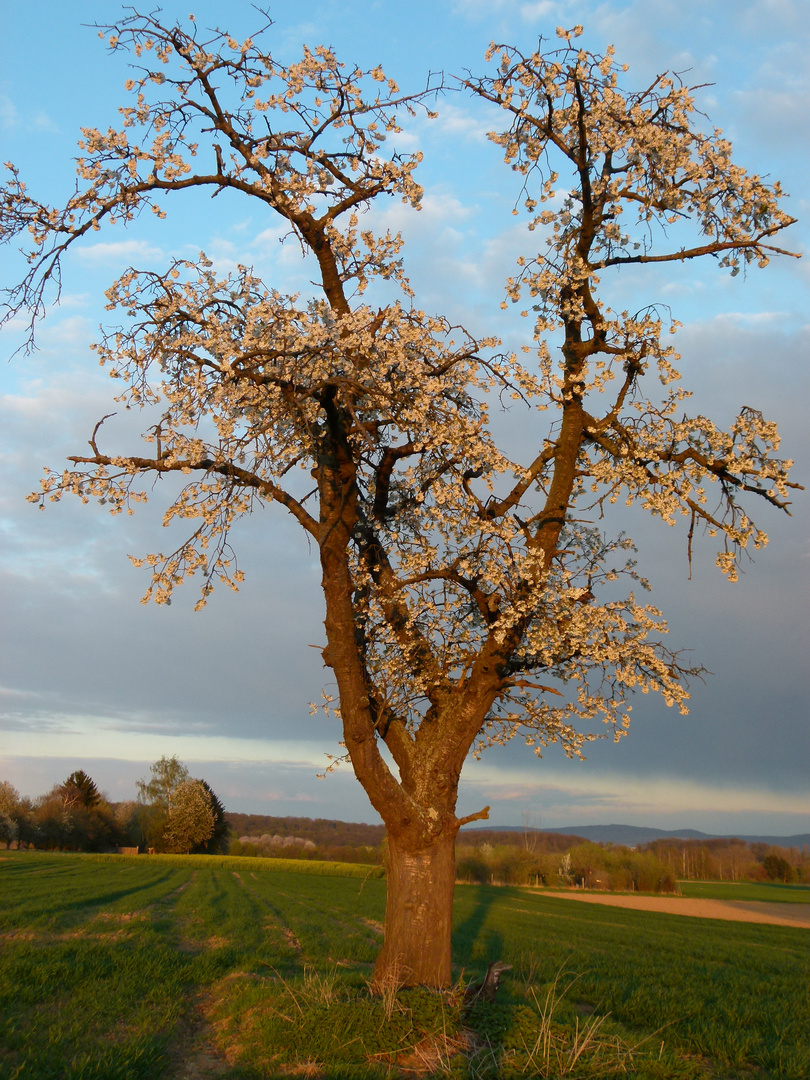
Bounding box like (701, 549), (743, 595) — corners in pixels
(1, 0), (808, 835)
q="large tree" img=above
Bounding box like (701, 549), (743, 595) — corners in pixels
(136, 755), (190, 814)
(1, 16), (799, 986)
(135, 754), (190, 851)
(163, 778), (217, 855)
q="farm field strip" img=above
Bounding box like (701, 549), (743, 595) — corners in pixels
(678, 880), (810, 903)
(537, 889), (810, 927)
(1, 854), (809, 1079)
(453, 883), (810, 1078)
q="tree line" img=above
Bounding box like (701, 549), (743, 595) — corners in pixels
(228, 834), (380, 865)
(3, 773), (806, 888)
(455, 832), (810, 888)
(456, 839), (677, 892)
(225, 813), (385, 849)
(0, 757), (228, 855)
(219, 816), (810, 887)
(643, 837), (809, 885)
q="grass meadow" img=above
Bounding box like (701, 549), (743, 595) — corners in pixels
(1, 852), (807, 1079)
(678, 880), (810, 903)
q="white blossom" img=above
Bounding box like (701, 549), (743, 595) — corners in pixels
(4, 17), (800, 864)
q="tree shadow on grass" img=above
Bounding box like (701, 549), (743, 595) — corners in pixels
(451, 881), (518, 975)
(450, 884), (544, 1077)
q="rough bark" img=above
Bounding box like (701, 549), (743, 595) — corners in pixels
(373, 827), (458, 989)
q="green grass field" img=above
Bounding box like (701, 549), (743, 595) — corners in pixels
(677, 880), (810, 903)
(1, 852), (807, 1079)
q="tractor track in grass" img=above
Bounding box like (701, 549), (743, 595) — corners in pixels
(165, 986), (232, 1080)
(229, 870), (310, 960)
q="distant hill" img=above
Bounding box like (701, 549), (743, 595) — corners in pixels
(472, 822), (810, 848)
(225, 813), (809, 851)
(459, 828), (588, 851)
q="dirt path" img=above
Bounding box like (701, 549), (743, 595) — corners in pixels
(538, 891), (810, 927)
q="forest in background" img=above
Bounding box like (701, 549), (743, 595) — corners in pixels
(228, 814), (809, 889)
(0, 760), (228, 856)
(3, 776), (807, 890)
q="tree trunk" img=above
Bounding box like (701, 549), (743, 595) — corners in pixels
(373, 827), (457, 989)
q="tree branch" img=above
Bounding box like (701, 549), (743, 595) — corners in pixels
(67, 452), (319, 536)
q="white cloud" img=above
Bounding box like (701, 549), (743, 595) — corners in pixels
(660, 280), (707, 297)
(1, 367), (107, 425)
(0, 92), (56, 133)
(519, 1), (558, 19)
(733, 86), (810, 150)
(32, 111), (58, 133)
(375, 189), (476, 233)
(0, 314), (31, 339)
(75, 239), (165, 265)
(430, 102), (496, 143)
(49, 292), (93, 311)
(461, 759), (810, 818)
(2, 717), (333, 768)
(386, 127), (421, 152)
(696, 310), (788, 327)
(452, 0), (560, 15)
(251, 226), (310, 267)
(738, 0), (809, 36)
(37, 314), (97, 350)
(0, 93), (18, 129)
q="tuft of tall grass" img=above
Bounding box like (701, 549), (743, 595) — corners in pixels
(515, 965), (668, 1077)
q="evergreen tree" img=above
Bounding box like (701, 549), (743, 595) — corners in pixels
(60, 770), (101, 809)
